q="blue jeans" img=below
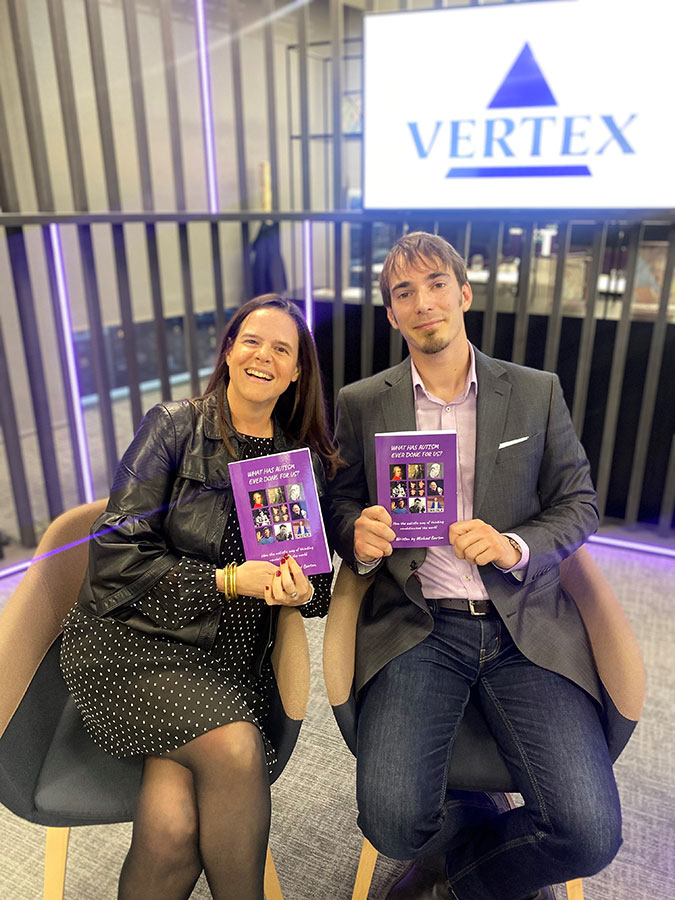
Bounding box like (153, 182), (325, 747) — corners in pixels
(356, 609), (621, 900)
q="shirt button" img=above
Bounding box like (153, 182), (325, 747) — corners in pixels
(445, 406), (451, 412)
(464, 575), (472, 581)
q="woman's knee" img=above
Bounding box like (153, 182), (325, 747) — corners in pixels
(131, 776), (199, 870)
(176, 722), (267, 780)
(211, 721), (266, 772)
(136, 805), (199, 868)
(131, 761), (200, 869)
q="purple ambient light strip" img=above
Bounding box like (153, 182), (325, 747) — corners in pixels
(0, 524), (122, 581)
(587, 533), (675, 559)
(0, 503), (173, 582)
(0, 533), (103, 581)
(195, 0), (219, 213)
(302, 219), (313, 331)
(0, 559), (31, 579)
(49, 224), (94, 503)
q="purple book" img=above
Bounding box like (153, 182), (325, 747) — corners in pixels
(375, 430), (458, 548)
(228, 447), (331, 575)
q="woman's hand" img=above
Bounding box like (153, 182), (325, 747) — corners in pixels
(229, 560), (279, 599)
(265, 554), (313, 607)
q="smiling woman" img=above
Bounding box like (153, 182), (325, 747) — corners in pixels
(224, 306), (300, 430)
(58, 293), (342, 900)
(207, 296), (340, 469)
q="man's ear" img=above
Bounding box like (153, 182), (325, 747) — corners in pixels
(461, 281), (473, 312)
(291, 366), (300, 383)
(386, 307), (400, 331)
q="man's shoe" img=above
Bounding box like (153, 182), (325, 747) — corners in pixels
(520, 888), (555, 900)
(385, 861), (450, 900)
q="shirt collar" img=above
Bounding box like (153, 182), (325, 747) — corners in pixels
(410, 342), (478, 405)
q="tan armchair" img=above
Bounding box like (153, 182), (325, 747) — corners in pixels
(0, 500), (310, 900)
(323, 545), (646, 900)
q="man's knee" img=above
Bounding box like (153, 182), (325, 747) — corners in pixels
(566, 813), (622, 876)
(359, 814), (432, 860)
(547, 795), (622, 877)
(357, 782), (438, 860)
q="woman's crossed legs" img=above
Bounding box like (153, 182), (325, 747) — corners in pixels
(118, 721), (270, 900)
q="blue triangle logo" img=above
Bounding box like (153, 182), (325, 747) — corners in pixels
(488, 43), (557, 109)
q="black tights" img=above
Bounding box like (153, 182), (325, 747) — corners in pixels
(118, 722), (271, 900)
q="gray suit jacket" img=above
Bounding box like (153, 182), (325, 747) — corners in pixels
(327, 348), (601, 706)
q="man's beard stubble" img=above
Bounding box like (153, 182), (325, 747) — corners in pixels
(418, 331), (450, 355)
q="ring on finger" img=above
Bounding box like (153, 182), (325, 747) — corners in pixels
(289, 591), (298, 598)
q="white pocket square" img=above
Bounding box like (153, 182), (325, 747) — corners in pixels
(498, 436), (529, 450)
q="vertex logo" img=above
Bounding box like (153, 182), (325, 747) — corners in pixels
(406, 42), (637, 180)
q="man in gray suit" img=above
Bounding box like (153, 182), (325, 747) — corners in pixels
(327, 233), (621, 900)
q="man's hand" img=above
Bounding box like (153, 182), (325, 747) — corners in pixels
(354, 505), (396, 563)
(449, 519), (521, 569)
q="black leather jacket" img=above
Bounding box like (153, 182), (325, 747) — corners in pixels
(76, 394), (329, 661)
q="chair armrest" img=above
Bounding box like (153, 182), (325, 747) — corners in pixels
(270, 607), (310, 721)
(0, 568), (64, 737)
(0, 499), (107, 738)
(560, 545), (646, 721)
(323, 564), (374, 706)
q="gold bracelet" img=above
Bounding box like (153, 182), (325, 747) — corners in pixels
(224, 561), (238, 602)
(230, 561), (238, 600)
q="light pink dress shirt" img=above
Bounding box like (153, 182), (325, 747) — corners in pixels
(411, 345), (528, 601)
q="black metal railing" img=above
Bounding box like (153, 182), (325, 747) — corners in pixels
(1, 0), (674, 557)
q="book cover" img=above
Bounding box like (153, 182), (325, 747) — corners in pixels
(228, 447), (331, 575)
(375, 430), (458, 548)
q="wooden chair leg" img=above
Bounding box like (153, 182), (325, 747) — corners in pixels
(44, 827), (70, 900)
(566, 879), (584, 899)
(352, 837), (378, 900)
(264, 843), (284, 900)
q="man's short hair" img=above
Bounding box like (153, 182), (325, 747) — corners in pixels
(379, 231), (468, 309)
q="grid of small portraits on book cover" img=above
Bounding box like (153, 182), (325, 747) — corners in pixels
(249, 483), (312, 543)
(389, 463), (445, 514)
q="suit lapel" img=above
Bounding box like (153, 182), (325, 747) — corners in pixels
(379, 360), (416, 433)
(474, 350), (511, 516)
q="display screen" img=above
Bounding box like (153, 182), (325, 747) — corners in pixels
(363, 0), (673, 212)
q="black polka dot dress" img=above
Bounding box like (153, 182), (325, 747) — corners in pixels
(60, 436), (329, 775)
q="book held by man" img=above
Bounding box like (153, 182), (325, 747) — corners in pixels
(228, 447), (331, 574)
(375, 430), (457, 547)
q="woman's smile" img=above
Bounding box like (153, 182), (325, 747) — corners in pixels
(226, 308), (300, 415)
